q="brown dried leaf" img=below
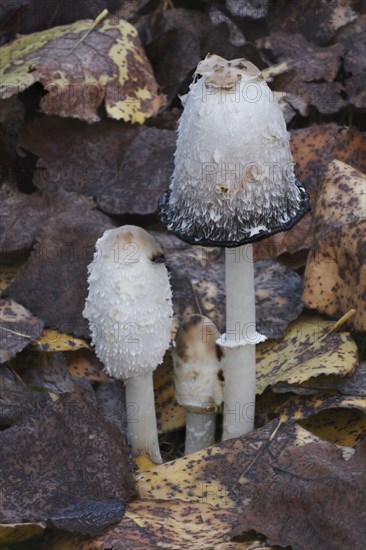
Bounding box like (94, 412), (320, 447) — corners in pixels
(302, 160), (366, 330)
(268, 0), (357, 46)
(0, 367), (38, 426)
(167, 247), (303, 340)
(17, 117), (175, 216)
(0, 16), (164, 123)
(0, 393), (134, 535)
(254, 124), (366, 261)
(5, 191), (114, 338)
(235, 425), (365, 550)
(0, 297), (44, 363)
(257, 32), (345, 114)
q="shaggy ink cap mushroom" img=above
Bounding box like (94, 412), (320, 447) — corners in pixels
(83, 225), (173, 463)
(159, 54), (310, 247)
(173, 315), (223, 412)
(173, 315), (223, 453)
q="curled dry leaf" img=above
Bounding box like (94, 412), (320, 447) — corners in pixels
(0, 297), (44, 363)
(167, 247), (303, 340)
(0, 393), (134, 538)
(254, 124), (366, 261)
(256, 315), (358, 395)
(302, 160), (366, 330)
(257, 392), (366, 447)
(0, 16), (164, 123)
(17, 117), (175, 216)
(337, 15), (366, 109)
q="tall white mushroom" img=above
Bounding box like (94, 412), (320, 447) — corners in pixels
(159, 54), (310, 439)
(83, 225), (173, 463)
(173, 315), (223, 454)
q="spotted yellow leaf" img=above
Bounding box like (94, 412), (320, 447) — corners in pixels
(0, 16), (164, 123)
(256, 315), (358, 394)
(30, 329), (90, 351)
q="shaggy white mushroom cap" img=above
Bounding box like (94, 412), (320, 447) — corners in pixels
(173, 315), (223, 410)
(83, 226), (173, 380)
(164, 54), (303, 243)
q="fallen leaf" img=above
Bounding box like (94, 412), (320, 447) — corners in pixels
(257, 392), (366, 446)
(0, 16), (164, 123)
(267, 0), (357, 46)
(66, 349), (107, 381)
(0, 0), (120, 44)
(256, 315), (359, 395)
(235, 425), (365, 550)
(300, 406), (366, 447)
(257, 32), (345, 114)
(302, 160), (366, 330)
(0, 522), (46, 545)
(0, 297), (44, 362)
(5, 190), (114, 338)
(17, 117), (175, 216)
(154, 362), (185, 435)
(0, 366), (38, 426)
(0, 392), (135, 536)
(0, 259), (27, 292)
(47, 421), (364, 548)
(30, 330), (90, 352)
(254, 124), (366, 261)
(337, 15), (366, 109)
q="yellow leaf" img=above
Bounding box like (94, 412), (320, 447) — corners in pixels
(154, 362), (186, 435)
(30, 329), (90, 351)
(256, 315), (358, 394)
(0, 522), (46, 545)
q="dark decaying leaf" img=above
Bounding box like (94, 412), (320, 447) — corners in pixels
(0, 392), (135, 535)
(167, 247), (303, 339)
(0, 297), (44, 362)
(234, 426), (365, 550)
(17, 117), (176, 216)
(267, 0), (357, 46)
(336, 14), (366, 109)
(257, 32), (345, 114)
(0, 16), (164, 123)
(0, 1), (124, 44)
(302, 160), (366, 330)
(140, 8), (265, 108)
(0, 367), (38, 426)
(254, 124), (366, 261)
(48, 421), (365, 549)
(5, 191), (114, 337)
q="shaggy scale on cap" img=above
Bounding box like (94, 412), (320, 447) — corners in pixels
(83, 226), (173, 380)
(159, 54), (310, 247)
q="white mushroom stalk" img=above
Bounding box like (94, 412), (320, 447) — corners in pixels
(159, 54), (310, 441)
(83, 225), (173, 463)
(173, 315), (223, 454)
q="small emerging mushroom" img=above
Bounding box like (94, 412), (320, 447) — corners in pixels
(83, 225), (173, 463)
(173, 315), (223, 454)
(160, 54), (310, 440)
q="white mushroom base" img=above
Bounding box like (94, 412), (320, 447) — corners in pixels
(185, 410), (216, 454)
(125, 373), (162, 464)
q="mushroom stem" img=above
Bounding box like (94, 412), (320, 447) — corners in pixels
(222, 243), (259, 439)
(125, 373), (162, 464)
(185, 409), (216, 454)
